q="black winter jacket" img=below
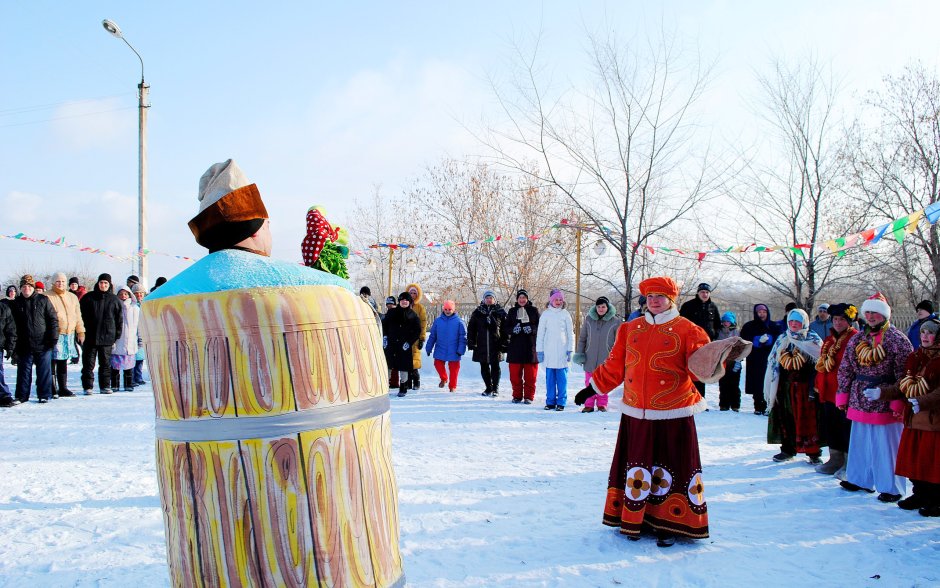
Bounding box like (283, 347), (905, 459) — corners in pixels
(79, 289), (124, 347)
(679, 297), (721, 341)
(502, 302), (539, 364)
(382, 306), (421, 371)
(0, 301), (16, 355)
(11, 293), (58, 354)
(467, 303), (507, 363)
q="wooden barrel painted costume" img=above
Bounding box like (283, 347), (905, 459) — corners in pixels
(140, 250), (404, 587)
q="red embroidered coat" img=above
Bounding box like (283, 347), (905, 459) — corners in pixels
(590, 308), (710, 420)
(814, 327), (858, 404)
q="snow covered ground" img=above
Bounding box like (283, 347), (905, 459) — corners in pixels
(0, 356), (937, 587)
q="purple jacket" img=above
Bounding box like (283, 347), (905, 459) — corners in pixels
(837, 325), (912, 425)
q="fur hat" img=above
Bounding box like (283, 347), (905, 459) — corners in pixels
(516, 289), (529, 300)
(442, 300), (456, 312)
(638, 276), (679, 302)
(385, 296), (396, 306)
(19, 274), (35, 287)
(188, 159), (269, 250)
(549, 289), (565, 304)
(920, 318), (940, 336)
(398, 291), (413, 303)
(861, 292), (891, 320)
(916, 300), (935, 314)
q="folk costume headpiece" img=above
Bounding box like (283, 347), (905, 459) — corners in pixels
(856, 293), (892, 367)
(860, 292), (891, 321)
(827, 303), (857, 321)
(188, 159), (269, 252)
(638, 276), (679, 303)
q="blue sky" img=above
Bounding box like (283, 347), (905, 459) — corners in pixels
(1, 1), (938, 286)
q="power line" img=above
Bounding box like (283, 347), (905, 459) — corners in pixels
(0, 93), (135, 117)
(0, 105), (137, 129)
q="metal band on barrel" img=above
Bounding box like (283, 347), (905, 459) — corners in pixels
(154, 395), (391, 442)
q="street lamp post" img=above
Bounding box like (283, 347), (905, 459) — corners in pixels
(102, 19), (149, 285)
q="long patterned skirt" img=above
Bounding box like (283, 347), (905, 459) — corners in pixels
(767, 369), (821, 455)
(603, 413), (708, 539)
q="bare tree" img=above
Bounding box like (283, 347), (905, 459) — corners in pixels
(707, 57), (863, 309)
(848, 62), (940, 305)
(480, 29), (727, 312)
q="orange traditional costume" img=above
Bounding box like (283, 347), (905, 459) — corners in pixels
(586, 277), (723, 541)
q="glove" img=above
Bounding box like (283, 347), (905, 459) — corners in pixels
(512, 323), (522, 334)
(574, 385), (594, 406)
(732, 360), (742, 373)
(522, 325), (532, 335)
(402, 342), (410, 351)
(910, 398), (921, 414)
(566, 351), (572, 363)
(862, 387), (881, 401)
(383, 336), (387, 349)
(759, 334), (770, 344)
(417, 340), (424, 350)
(537, 352), (544, 363)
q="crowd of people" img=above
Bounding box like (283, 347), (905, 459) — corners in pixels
(365, 278), (940, 537)
(0, 272), (168, 406)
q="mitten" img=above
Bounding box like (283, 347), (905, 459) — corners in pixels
(402, 342), (410, 351)
(417, 340), (424, 350)
(732, 360), (742, 373)
(862, 387), (881, 401)
(383, 336), (387, 349)
(512, 323), (522, 335)
(909, 398), (921, 414)
(522, 325), (532, 334)
(574, 385), (594, 406)
(566, 350), (572, 362)
(759, 334), (770, 344)
(536, 352), (544, 363)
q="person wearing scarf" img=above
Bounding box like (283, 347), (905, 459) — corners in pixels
(872, 318), (940, 516)
(764, 308), (823, 463)
(813, 303), (859, 476)
(573, 276), (718, 548)
(836, 292), (912, 502)
(739, 303), (782, 414)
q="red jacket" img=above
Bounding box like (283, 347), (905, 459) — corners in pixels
(814, 327), (857, 404)
(590, 308), (710, 420)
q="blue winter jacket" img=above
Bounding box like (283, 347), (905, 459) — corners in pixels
(426, 312), (467, 362)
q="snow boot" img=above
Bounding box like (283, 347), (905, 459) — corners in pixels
(411, 370), (420, 390)
(398, 381), (409, 397)
(772, 452), (794, 462)
(815, 449), (845, 475)
(898, 493), (928, 511)
(656, 531), (676, 548)
(490, 386), (499, 398)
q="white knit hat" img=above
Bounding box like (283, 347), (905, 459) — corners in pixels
(860, 292), (891, 320)
(197, 159), (251, 213)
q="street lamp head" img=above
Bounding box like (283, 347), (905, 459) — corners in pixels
(592, 239), (607, 257)
(102, 19), (123, 39)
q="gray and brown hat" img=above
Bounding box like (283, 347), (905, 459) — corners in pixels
(188, 159), (269, 251)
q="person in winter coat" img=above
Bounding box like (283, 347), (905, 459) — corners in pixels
(110, 285), (141, 392)
(679, 283), (721, 398)
(906, 300), (938, 350)
(740, 303), (782, 414)
(837, 292), (912, 502)
(384, 296), (400, 389)
(813, 303), (859, 477)
(626, 295), (646, 321)
(537, 289), (574, 411)
(426, 300), (467, 392)
(808, 304), (833, 341)
(382, 291), (422, 397)
(359, 286), (382, 333)
(573, 276), (727, 548)
(764, 309), (823, 463)
(0, 297), (17, 407)
(467, 290), (507, 397)
(79, 273), (124, 394)
(47, 272), (85, 397)
(2, 285), (15, 309)
(131, 285), (147, 385)
(716, 311), (743, 411)
(573, 296), (620, 412)
(880, 317), (940, 517)
(406, 283), (428, 390)
(502, 289), (540, 404)
(11, 274), (58, 404)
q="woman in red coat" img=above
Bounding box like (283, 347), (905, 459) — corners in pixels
(574, 277), (716, 547)
(814, 303), (858, 476)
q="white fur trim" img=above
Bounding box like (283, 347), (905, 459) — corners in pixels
(861, 298), (891, 320)
(620, 398), (707, 420)
(644, 306), (680, 325)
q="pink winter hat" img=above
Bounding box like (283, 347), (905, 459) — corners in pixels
(442, 300), (456, 312)
(549, 288), (565, 304)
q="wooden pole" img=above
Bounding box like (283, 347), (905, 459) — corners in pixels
(575, 228), (582, 342)
(387, 249), (394, 297)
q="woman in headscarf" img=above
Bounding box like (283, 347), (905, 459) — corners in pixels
(765, 308), (823, 464)
(880, 317), (940, 516)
